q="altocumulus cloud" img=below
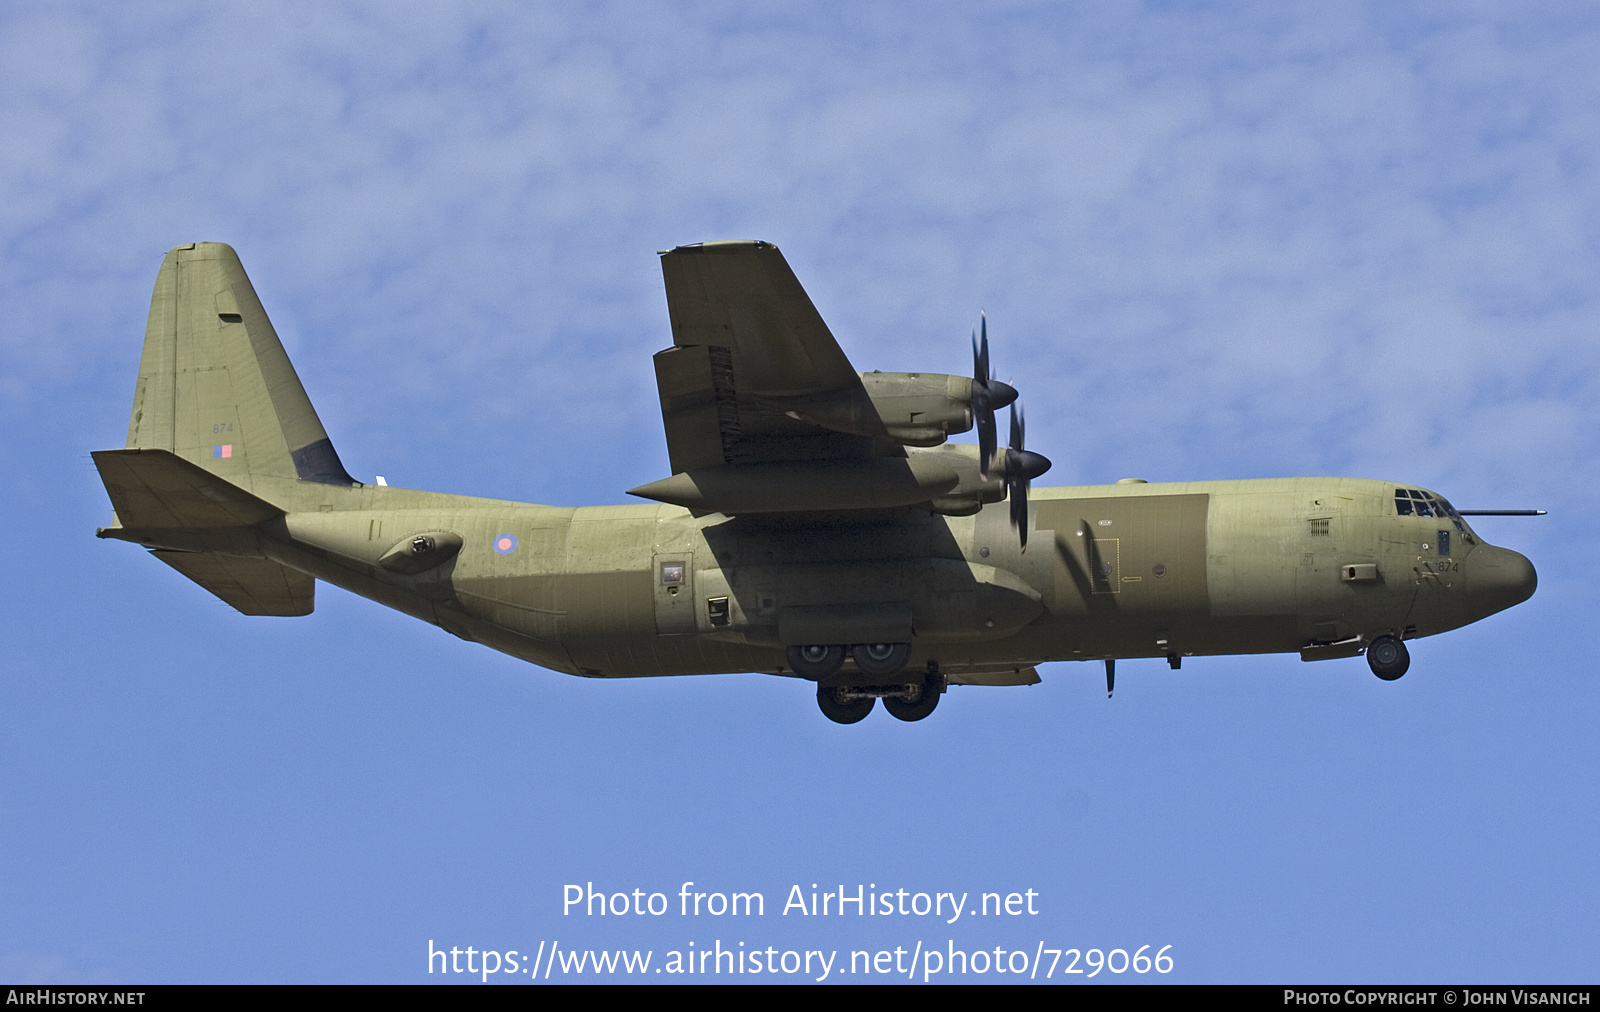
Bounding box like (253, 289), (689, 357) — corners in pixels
(0, 2), (1594, 532)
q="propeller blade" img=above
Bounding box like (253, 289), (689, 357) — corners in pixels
(977, 314), (990, 382)
(1105, 658), (1115, 698)
(1003, 403), (1052, 551)
(1010, 474), (1027, 539)
(1007, 403), (1030, 548)
(978, 411), (996, 481)
(973, 321), (994, 479)
(971, 314), (1020, 481)
(969, 321), (1054, 554)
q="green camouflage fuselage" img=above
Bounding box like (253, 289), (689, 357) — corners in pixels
(252, 474), (1531, 681)
(95, 242), (1535, 691)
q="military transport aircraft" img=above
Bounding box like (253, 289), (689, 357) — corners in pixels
(94, 241), (1538, 723)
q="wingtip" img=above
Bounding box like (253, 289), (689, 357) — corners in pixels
(661, 239), (775, 256)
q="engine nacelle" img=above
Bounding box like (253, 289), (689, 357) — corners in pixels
(770, 372), (974, 447)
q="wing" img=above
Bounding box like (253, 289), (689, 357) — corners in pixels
(652, 241), (885, 472)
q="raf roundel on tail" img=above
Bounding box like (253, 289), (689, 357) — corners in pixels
(95, 241), (1539, 723)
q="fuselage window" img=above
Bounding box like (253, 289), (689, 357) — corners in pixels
(1437, 530), (1451, 556)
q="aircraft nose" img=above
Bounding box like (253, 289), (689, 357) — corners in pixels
(1466, 544), (1537, 615)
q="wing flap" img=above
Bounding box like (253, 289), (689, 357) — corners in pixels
(653, 241), (885, 473)
(652, 344), (731, 473)
(152, 550), (314, 616)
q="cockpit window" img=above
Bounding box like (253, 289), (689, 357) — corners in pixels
(1396, 489), (1427, 516)
(1395, 488), (1475, 543)
(1395, 488), (1460, 519)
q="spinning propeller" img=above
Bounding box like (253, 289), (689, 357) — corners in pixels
(1005, 402), (1051, 548)
(970, 314), (1051, 548)
(972, 313), (1018, 481)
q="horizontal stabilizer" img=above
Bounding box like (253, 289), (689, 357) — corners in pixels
(153, 551), (313, 616)
(93, 448), (281, 530)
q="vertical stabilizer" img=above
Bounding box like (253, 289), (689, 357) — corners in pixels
(126, 243), (355, 490)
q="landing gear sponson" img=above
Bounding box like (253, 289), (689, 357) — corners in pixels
(791, 645), (944, 724)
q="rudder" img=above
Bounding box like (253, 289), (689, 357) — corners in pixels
(126, 243), (355, 492)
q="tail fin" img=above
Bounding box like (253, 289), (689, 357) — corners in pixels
(126, 242), (355, 490)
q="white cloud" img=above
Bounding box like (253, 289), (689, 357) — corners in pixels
(0, 3), (1594, 502)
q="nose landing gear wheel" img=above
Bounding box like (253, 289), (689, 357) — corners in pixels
(883, 681), (939, 722)
(788, 644), (845, 679)
(851, 642), (911, 677)
(816, 685), (875, 724)
(1366, 635), (1410, 680)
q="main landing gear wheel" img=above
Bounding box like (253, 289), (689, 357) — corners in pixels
(788, 644), (845, 679)
(816, 685), (874, 724)
(1367, 635), (1410, 680)
(851, 642), (911, 678)
(883, 681), (939, 722)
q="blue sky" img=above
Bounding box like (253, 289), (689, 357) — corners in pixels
(2, 2), (1595, 983)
